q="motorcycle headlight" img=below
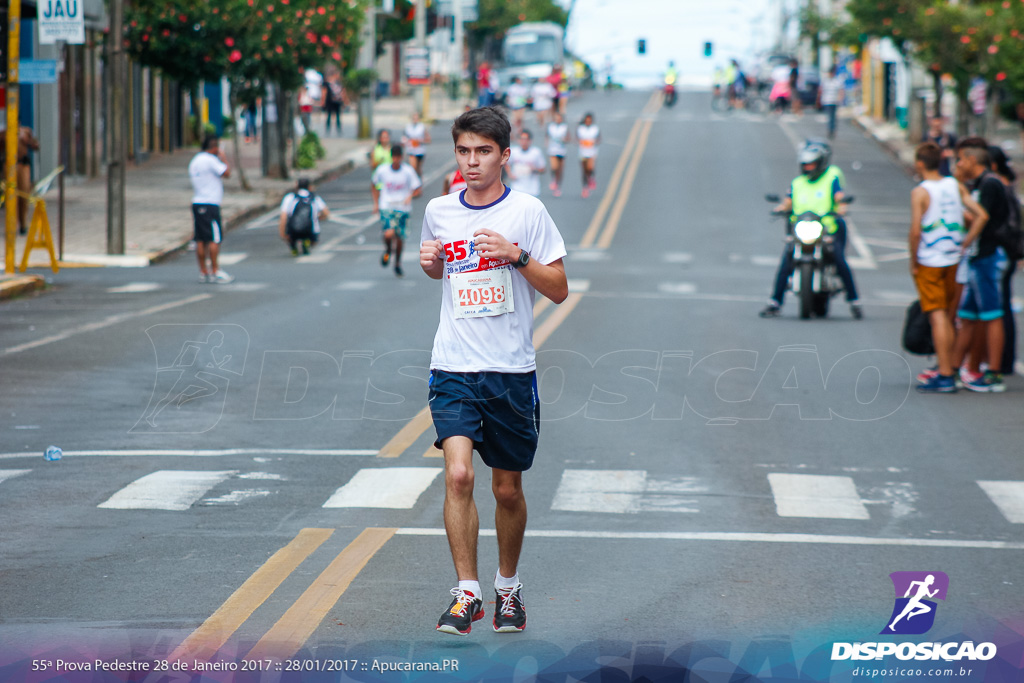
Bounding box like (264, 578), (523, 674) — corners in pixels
(794, 220), (823, 244)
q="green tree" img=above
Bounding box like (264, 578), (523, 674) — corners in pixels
(468, 0), (568, 57)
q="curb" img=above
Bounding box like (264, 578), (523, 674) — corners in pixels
(0, 274), (45, 300)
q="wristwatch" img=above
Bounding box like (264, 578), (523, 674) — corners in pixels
(513, 249), (531, 269)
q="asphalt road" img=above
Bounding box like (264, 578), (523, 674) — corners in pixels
(0, 90), (1021, 683)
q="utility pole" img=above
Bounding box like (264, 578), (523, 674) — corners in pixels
(357, 3), (376, 139)
(415, 0), (428, 117)
(4, 0), (20, 274)
(106, 0), (126, 255)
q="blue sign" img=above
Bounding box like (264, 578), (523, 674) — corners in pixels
(19, 60), (58, 84)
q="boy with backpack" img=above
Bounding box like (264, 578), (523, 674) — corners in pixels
(279, 178), (329, 255)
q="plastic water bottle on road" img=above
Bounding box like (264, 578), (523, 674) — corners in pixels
(43, 446), (62, 461)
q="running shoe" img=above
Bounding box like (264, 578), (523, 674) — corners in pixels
(581, 188), (589, 198)
(549, 181), (558, 191)
(198, 272), (211, 283)
(959, 367), (983, 387)
(916, 366), (939, 384)
(394, 264), (404, 277)
(493, 584), (526, 633)
(759, 304), (781, 318)
(436, 588), (483, 636)
(212, 270), (235, 284)
(588, 177), (597, 190)
(963, 371), (1006, 393)
(916, 374), (957, 393)
(850, 303), (863, 320)
(291, 246), (300, 257)
(302, 239), (311, 255)
(381, 251), (391, 267)
(553, 187), (562, 197)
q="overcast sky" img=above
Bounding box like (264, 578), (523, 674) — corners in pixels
(565, 0), (779, 87)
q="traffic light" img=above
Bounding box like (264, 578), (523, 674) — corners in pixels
(704, 41), (713, 57)
(637, 39), (646, 55)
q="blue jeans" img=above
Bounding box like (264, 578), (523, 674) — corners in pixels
(770, 218), (859, 306)
(823, 104), (837, 138)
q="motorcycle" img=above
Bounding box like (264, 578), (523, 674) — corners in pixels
(663, 82), (677, 107)
(765, 194), (854, 319)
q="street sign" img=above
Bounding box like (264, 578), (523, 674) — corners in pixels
(38, 0), (85, 45)
(19, 59), (58, 84)
(436, 0), (478, 22)
(405, 46), (430, 86)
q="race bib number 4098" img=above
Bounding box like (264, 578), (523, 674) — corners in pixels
(450, 268), (515, 319)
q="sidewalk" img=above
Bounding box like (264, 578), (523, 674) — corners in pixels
(0, 93), (467, 299)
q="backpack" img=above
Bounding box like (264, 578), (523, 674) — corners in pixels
(902, 300), (934, 356)
(286, 193), (315, 237)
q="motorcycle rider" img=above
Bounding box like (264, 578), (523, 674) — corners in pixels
(760, 140), (863, 319)
(664, 61), (678, 106)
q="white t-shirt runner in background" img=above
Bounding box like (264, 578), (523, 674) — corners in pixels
(404, 122), (427, 157)
(508, 145), (546, 197)
(421, 187), (567, 372)
(506, 83), (530, 110)
(547, 122), (569, 157)
(372, 163), (422, 212)
(189, 152), (229, 205)
(577, 124), (600, 158)
(530, 81), (556, 112)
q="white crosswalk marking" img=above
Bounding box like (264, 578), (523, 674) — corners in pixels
(296, 253), (334, 264)
(658, 282), (697, 295)
(217, 253), (248, 266)
(336, 281), (375, 291)
(663, 252), (693, 264)
(323, 468), (442, 509)
(552, 470), (646, 513)
(550, 470), (705, 514)
(107, 283), (163, 294)
(98, 470), (236, 511)
(0, 469), (31, 484)
(768, 473), (870, 519)
(977, 481), (1024, 523)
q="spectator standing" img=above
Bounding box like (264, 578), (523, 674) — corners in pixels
(924, 115), (957, 177)
(188, 135), (234, 283)
(818, 65), (844, 140)
(789, 58), (802, 115)
(987, 146), (1020, 376)
(323, 74), (346, 136)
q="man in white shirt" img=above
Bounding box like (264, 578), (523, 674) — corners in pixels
(505, 77), (530, 131)
(188, 135), (233, 283)
(818, 65), (845, 140)
(371, 145), (423, 276)
(530, 79), (556, 127)
(279, 178), (329, 256)
(420, 106), (568, 636)
(507, 130), (546, 197)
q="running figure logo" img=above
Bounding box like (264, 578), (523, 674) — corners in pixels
(132, 324), (249, 434)
(881, 571), (949, 635)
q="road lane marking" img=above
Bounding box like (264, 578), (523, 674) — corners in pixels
(0, 448), (377, 460)
(578, 110), (646, 248)
(336, 280), (375, 290)
(0, 469), (31, 484)
(2, 293), (213, 356)
(663, 252), (693, 264)
(532, 291), (584, 349)
(295, 253), (334, 264)
(98, 470), (236, 511)
(323, 468), (442, 508)
(245, 527), (396, 661)
(168, 528), (334, 663)
(106, 282), (164, 294)
(597, 117), (655, 249)
(551, 469), (705, 514)
(658, 282), (698, 295)
(378, 409), (434, 459)
(768, 473), (870, 520)
(395, 528), (1024, 550)
(978, 481), (1024, 523)
(217, 253), (248, 266)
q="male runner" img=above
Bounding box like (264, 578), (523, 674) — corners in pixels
(372, 145), (422, 277)
(419, 106), (568, 636)
(507, 129), (546, 197)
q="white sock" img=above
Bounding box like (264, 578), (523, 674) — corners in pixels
(494, 572), (519, 591)
(458, 580), (481, 598)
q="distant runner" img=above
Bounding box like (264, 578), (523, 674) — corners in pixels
(577, 112), (600, 198)
(546, 111), (570, 197)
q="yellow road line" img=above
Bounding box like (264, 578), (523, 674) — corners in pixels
(596, 119), (654, 250)
(377, 408), (433, 458)
(579, 90), (660, 249)
(245, 528), (397, 661)
(168, 528), (334, 663)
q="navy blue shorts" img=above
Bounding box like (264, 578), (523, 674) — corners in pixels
(428, 370), (540, 472)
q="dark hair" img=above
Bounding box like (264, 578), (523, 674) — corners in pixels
(297, 178), (311, 190)
(451, 106), (511, 152)
(988, 145), (1017, 182)
(915, 142), (942, 171)
(390, 144), (404, 158)
(201, 135), (219, 152)
(956, 136), (991, 167)
(376, 129), (390, 144)
(520, 128), (532, 140)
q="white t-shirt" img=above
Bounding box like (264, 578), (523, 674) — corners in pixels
(531, 82), (556, 111)
(189, 151), (229, 205)
(404, 122), (427, 157)
(917, 177), (966, 268)
(305, 69), (324, 102)
(547, 122), (569, 157)
(506, 83), (530, 109)
(372, 163), (422, 212)
(820, 76), (843, 105)
(281, 190), (328, 234)
(508, 145), (546, 197)
(577, 124), (600, 158)
(421, 187), (567, 372)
